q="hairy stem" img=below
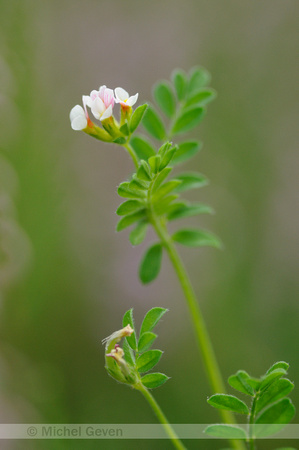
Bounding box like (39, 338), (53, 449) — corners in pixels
(136, 382), (187, 450)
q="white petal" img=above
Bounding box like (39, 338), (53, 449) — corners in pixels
(91, 97), (105, 119)
(115, 87), (129, 103)
(100, 104), (113, 121)
(71, 114), (87, 130)
(70, 105), (84, 122)
(83, 95), (91, 108)
(127, 93), (138, 107)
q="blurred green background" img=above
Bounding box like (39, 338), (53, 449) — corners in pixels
(0, 0), (298, 449)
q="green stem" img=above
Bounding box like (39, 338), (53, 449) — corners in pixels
(136, 382), (187, 450)
(151, 216), (246, 450)
(248, 396), (257, 450)
(123, 142), (139, 170)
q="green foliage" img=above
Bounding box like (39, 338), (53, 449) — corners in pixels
(139, 243), (163, 284)
(106, 308), (169, 389)
(172, 229), (222, 248)
(205, 361), (296, 444)
(136, 349), (163, 373)
(204, 424), (247, 440)
(130, 135), (156, 160)
(129, 221), (148, 246)
(142, 105), (167, 140)
(141, 373), (169, 389)
(122, 308), (137, 350)
(171, 106), (205, 135)
(208, 394), (249, 415)
(171, 141), (202, 165)
(153, 81), (176, 118)
(130, 104), (148, 133)
(105, 308), (168, 389)
(140, 307), (168, 336)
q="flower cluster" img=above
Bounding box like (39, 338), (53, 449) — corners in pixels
(70, 85), (138, 132)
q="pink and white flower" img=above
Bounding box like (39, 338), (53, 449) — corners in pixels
(114, 87), (138, 108)
(87, 85), (115, 121)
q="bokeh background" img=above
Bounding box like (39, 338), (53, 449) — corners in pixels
(0, 0), (298, 449)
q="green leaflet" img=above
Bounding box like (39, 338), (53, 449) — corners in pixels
(255, 378), (294, 415)
(116, 209), (147, 232)
(129, 221), (148, 246)
(116, 199), (144, 216)
(207, 394), (249, 415)
(141, 373), (169, 389)
(228, 370), (255, 397)
(122, 309), (137, 350)
(171, 141), (202, 166)
(130, 104), (148, 133)
(204, 424), (247, 440)
(171, 68), (187, 101)
(130, 135), (156, 161)
(142, 105), (166, 140)
(174, 172), (208, 192)
(171, 106), (205, 135)
(167, 202), (214, 221)
(140, 307), (168, 336)
(172, 229), (222, 248)
(136, 350), (163, 373)
(153, 81), (176, 118)
(138, 331), (157, 353)
(187, 65), (211, 95)
(254, 398), (296, 438)
(185, 88), (217, 108)
(139, 243), (163, 284)
(118, 182), (147, 199)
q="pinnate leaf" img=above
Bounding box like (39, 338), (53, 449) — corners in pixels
(141, 372), (169, 389)
(136, 349), (163, 373)
(207, 394), (249, 415)
(139, 244), (163, 284)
